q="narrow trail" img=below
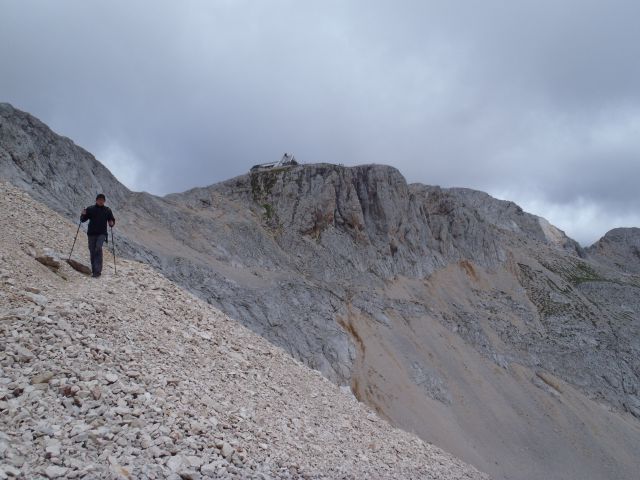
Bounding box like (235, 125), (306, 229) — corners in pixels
(0, 182), (487, 479)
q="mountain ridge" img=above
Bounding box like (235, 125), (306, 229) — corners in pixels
(0, 180), (486, 479)
(2, 102), (640, 480)
(1, 101), (623, 248)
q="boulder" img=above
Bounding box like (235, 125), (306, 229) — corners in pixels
(36, 254), (61, 271)
(66, 258), (91, 275)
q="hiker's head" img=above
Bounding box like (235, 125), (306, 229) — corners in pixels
(96, 194), (106, 206)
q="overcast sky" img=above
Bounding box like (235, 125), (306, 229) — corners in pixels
(2, 1), (639, 245)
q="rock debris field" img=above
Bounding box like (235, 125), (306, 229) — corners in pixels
(0, 181), (488, 479)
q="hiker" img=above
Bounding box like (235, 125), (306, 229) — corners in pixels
(80, 194), (115, 278)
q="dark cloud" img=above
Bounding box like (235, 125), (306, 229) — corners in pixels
(1, 0), (639, 245)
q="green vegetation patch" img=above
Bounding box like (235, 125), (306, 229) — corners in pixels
(262, 203), (275, 220)
(250, 168), (286, 201)
(567, 262), (603, 285)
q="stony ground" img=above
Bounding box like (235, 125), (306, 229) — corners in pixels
(0, 181), (488, 479)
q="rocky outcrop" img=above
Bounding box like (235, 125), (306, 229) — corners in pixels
(587, 227), (640, 274)
(1, 181), (485, 479)
(0, 102), (130, 217)
(1, 103), (640, 480)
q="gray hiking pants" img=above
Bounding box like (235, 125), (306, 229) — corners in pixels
(88, 234), (107, 275)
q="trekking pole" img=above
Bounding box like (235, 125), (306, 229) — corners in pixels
(110, 225), (117, 275)
(68, 219), (82, 261)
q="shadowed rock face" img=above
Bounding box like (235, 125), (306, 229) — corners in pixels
(2, 103), (640, 480)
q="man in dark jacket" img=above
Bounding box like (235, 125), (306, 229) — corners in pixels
(80, 193), (115, 278)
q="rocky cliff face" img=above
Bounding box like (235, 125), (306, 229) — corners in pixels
(1, 181), (485, 479)
(0, 103), (130, 217)
(588, 227), (640, 274)
(2, 103), (640, 480)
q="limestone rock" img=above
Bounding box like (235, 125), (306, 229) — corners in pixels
(44, 466), (67, 478)
(44, 437), (61, 457)
(587, 227), (640, 274)
(0, 179), (489, 480)
(66, 258), (91, 275)
(25, 292), (47, 306)
(0, 465), (20, 477)
(0, 103), (130, 216)
(165, 455), (184, 472)
(220, 442), (234, 460)
(35, 254), (60, 271)
(31, 372), (54, 384)
(2, 103), (640, 480)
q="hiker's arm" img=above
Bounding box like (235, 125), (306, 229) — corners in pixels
(107, 208), (115, 227)
(80, 208), (89, 222)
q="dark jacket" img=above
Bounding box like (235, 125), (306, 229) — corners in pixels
(81, 204), (115, 236)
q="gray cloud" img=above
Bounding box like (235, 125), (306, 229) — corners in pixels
(1, 0), (639, 245)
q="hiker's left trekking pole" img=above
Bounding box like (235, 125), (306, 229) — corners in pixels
(68, 218), (82, 261)
(110, 225), (117, 275)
